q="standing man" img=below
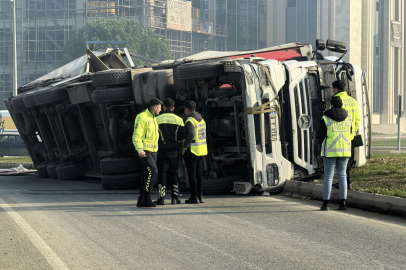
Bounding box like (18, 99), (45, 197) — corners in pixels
(332, 80), (360, 190)
(155, 98), (185, 205)
(133, 98), (163, 208)
(183, 100), (208, 204)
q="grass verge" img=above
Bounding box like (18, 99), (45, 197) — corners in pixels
(0, 156), (33, 164)
(372, 139), (406, 147)
(312, 153), (406, 198)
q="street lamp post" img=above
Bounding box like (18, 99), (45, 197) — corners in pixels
(11, 0), (17, 97)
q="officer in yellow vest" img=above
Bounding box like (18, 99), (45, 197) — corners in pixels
(319, 96), (352, 211)
(332, 80), (360, 190)
(183, 100), (208, 204)
(133, 98), (163, 208)
(155, 98), (185, 205)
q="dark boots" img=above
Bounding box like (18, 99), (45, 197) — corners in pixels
(171, 184), (181, 204)
(155, 184), (166, 205)
(320, 200), (330, 211)
(197, 193), (204, 203)
(137, 189), (156, 207)
(339, 199), (347, 210)
(185, 197), (200, 204)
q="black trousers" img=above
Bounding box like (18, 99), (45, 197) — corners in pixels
(157, 148), (180, 188)
(138, 151), (158, 193)
(346, 145), (355, 185)
(184, 150), (204, 198)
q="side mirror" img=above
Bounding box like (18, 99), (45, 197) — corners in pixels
(316, 39), (326, 51)
(326, 40), (347, 53)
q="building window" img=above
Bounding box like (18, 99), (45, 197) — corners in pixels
(288, 0), (297, 8)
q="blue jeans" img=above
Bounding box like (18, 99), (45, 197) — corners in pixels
(323, 157), (349, 200)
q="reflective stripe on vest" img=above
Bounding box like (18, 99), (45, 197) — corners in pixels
(186, 117), (208, 156)
(321, 115), (352, 157)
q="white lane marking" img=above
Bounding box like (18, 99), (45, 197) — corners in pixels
(0, 197), (69, 270)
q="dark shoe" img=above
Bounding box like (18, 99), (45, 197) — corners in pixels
(320, 200), (330, 211)
(137, 193), (144, 208)
(339, 199), (347, 210)
(332, 183), (340, 189)
(347, 183), (352, 190)
(171, 197), (182, 204)
(141, 191), (156, 207)
(185, 197), (200, 204)
(197, 194), (204, 203)
(155, 196), (166, 205)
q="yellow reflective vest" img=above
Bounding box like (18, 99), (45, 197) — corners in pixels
(185, 117), (208, 156)
(335, 92), (360, 140)
(132, 109), (159, 153)
(321, 115), (352, 157)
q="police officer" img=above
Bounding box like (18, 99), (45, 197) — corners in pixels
(155, 98), (185, 205)
(320, 96), (352, 211)
(183, 100), (208, 204)
(133, 98), (163, 208)
(332, 80), (360, 190)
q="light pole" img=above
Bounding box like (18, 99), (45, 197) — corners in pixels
(11, 0), (17, 97)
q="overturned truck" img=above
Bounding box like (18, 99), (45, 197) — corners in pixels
(6, 40), (371, 194)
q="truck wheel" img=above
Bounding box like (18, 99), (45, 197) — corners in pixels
(92, 87), (133, 103)
(36, 161), (49, 178)
(100, 157), (140, 175)
(17, 111), (37, 135)
(177, 59), (226, 81)
(34, 86), (69, 106)
(23, 90), (38, 108)
(56, 162), (89, 180)
(11, 94), (26, 113)
(47, 161), (60, 179)
(202, 177), (239, 195)
(101, 173), (141, 190)
(91, 69), (131, 87)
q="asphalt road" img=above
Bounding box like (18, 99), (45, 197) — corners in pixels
(1, 174), (406, 270)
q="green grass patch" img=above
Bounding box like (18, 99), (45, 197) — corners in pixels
(372, 139), (406, 147)
(0, 156), (33, 164)
(312, 153), (406, 198)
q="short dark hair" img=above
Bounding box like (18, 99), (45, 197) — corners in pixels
(184, 100), (196, 112)
(331, 96), (343, 108)
(332, 80), (346, 92)
(149, 98), (163, 108)
(163, 98), (175, 109)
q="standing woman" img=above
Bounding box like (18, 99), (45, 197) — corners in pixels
(319, 96), (352, 211)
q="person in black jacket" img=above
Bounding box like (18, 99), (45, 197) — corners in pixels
(155, 98), (185, 205)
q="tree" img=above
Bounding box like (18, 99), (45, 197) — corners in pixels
(61, 19), (174, 66)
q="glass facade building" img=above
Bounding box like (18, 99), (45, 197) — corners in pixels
(286, 0), (317, 48)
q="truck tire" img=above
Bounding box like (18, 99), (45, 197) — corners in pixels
(92, 87), (133, 103)
(47, 161), (60, 179)
(34, 86), (69, 106)
(101, 173), (141, 190)
(11, 94), (26, 113)
(56, 162), (89, 180)
(177, 59), (226, 81)
(23, 90), (38, 108)
(16, 111), (37, 135)
(100, 157), (140, 175)
(202, 177), (238, 195)
(91, 69), (131, 87)
(36, 161), (49, 178)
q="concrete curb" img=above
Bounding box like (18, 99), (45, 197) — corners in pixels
(283, 180), (406, 217)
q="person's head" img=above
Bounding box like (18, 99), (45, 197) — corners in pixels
(149, 98), (163, 116)
(184, 100), (196, 116)
(331, 96), (343, 109)
(163, 98), (175, 112)
(332, 80), (346, 95)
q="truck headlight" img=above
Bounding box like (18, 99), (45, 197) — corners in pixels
(257, 170), (262, 184)
(266, 164), (279, 186)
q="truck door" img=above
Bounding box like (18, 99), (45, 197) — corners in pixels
(0, 135), (9, 156)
